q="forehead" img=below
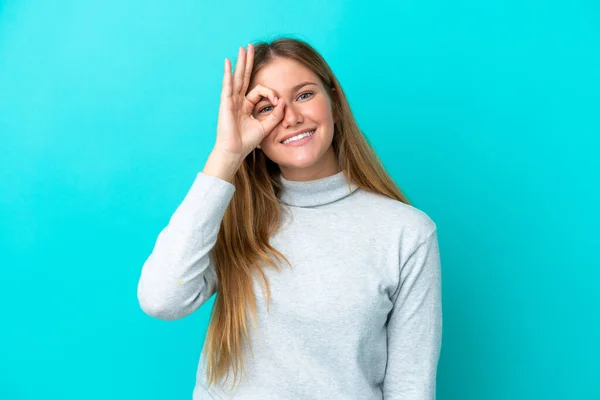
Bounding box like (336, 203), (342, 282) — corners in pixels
(251, 58), (321, 94)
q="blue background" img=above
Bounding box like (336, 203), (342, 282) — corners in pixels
(1, 0), (598, 398)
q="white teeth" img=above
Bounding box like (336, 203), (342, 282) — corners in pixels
(282, 130), (315, 144)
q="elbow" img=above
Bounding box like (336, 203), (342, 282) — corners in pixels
(138, 296), (180, 321)
(137, 282), (191, 321)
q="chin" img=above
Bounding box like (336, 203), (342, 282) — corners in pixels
(280, 147), (329, 167)
(280, 146), (337, 173)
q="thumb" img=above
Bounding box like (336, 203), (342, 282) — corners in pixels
(261, 98), (285, 135)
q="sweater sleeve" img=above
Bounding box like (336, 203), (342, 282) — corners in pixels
(383, 229), (443, 400)
(137, 172), (236, 320)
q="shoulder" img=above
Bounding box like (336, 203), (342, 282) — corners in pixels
(351, 189), (437, 244)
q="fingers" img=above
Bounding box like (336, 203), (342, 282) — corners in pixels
(241, 43), (254, 95)
(261, 98), (286, 134)
(245, 84), (278, 108)
(221, 58), (232, 99)
(232, 47), (246, 94)
(223, 44), (254, 100)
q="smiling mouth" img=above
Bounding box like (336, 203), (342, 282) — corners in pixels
(281, 129), (316, 145)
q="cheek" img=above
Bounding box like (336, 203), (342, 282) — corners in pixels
(259, 129), (279, 149)
(310, 101), (334, 123)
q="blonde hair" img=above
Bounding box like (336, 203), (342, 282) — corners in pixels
(203, 37), (411, 391)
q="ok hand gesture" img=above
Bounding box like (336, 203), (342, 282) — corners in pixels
(214, 44), (286, 158)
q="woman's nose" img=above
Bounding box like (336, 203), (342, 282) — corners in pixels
(282, 103), (303, 127)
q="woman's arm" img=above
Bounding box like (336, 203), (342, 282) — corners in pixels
(136, 161), (237, 320)
(383, 229), (443, 399)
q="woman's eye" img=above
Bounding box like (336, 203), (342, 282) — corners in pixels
(258, 105), (274, 114)
(297, 92), (313, 101)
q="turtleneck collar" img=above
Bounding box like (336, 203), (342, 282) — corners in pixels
(277, 170), (359, 207)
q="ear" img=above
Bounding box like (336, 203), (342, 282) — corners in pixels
(331, 87), (337, 100)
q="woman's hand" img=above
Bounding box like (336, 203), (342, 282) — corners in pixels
(214, 44), (286, 158)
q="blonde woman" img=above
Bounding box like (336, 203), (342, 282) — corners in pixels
(137, 37), (442, 400)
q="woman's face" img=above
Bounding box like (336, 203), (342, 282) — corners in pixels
(249, 58), (339, 181)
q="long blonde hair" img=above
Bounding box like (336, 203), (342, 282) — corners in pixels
(203, 36), (412, 391)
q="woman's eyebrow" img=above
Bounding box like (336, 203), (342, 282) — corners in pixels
(291, 81), (318, 92)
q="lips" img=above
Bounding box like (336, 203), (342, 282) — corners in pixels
(279, 128), (317, 143)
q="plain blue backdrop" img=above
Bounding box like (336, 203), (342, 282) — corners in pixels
(1, 0), (598, 399)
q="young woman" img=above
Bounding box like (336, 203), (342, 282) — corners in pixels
(137, 37), (442, 400)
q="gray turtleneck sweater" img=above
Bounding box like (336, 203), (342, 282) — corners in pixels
(137, 171), (442, 400)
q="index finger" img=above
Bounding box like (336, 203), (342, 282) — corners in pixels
(241, 43), (254, 95)
(245, 84), (278, 106)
